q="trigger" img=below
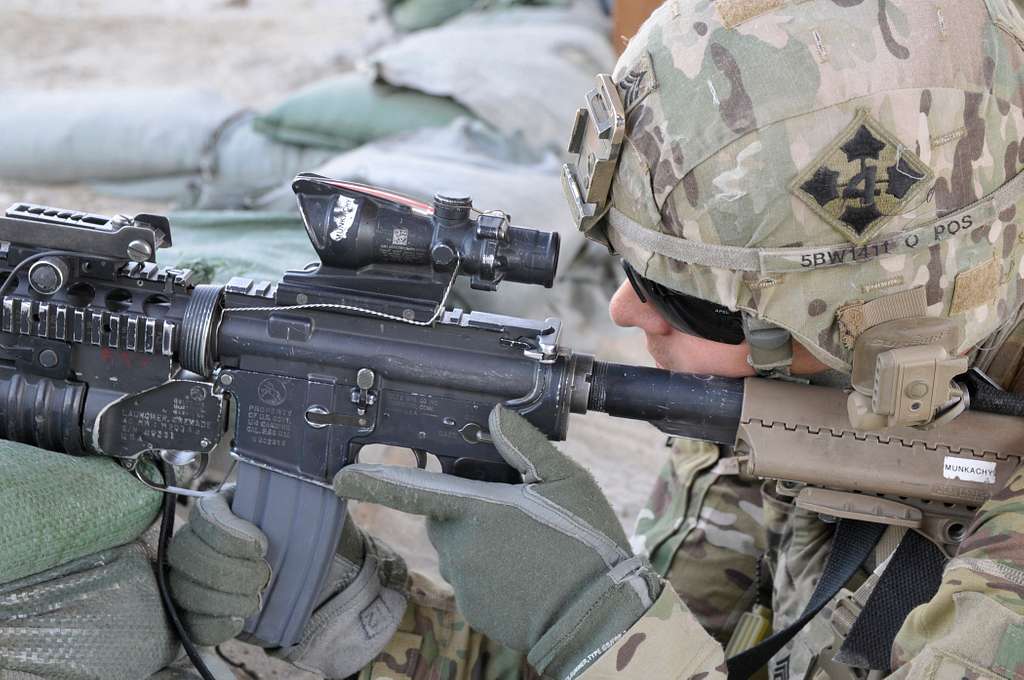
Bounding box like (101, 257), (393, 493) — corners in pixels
(412, 448), (429, 469)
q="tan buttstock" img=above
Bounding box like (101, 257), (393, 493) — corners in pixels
(735, 378), (1024, 551)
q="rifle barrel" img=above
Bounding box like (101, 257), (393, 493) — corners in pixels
(584, 360), (744, 445)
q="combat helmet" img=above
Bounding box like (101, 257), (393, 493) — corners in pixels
(564, 0), (1024, 408)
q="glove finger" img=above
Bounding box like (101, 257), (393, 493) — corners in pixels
(169, 570), (261, 619)
(334, 464), (492, 519)
(489, 405), (581, 483)
(168, 525), (271, 595)
(181, 611), (245, 647)
(191, 488), (268, 560)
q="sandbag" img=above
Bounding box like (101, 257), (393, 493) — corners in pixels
(389, 0), (478, 31)
(93, 114), (335, 208)
(90, 174), (202, 204)
(0, 446), (161, 585)
(0, 89), (240, 183)
(192, 114), (337, 208)
(371, 2), (613, 152)
(388, 0), (573, 33)
(252, 72), (472, 152)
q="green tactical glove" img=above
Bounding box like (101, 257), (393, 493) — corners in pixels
(335, 405), (663, 680)
(167, 487), (273, 646)
(167, 486), (408, 678)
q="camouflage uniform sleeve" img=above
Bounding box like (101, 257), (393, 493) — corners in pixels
(632, 438), (767, 645)
(358, 571), (539, 680)
(578, 586), (727, 680)
(889, 466), (1024, 678)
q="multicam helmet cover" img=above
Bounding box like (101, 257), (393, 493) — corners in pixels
(564, 0), (1024, 373)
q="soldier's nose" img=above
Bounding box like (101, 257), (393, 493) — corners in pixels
(609, 280), (673, 336)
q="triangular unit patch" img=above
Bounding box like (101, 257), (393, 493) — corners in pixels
(791, 110), (933, 245)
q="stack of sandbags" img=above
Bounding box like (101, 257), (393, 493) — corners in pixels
(0, 1), (611, 207)
(0, 90), (336, 207)
(0, 1), (616, 332)
(244, 0), (613, 159)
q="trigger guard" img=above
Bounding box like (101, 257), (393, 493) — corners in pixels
(450, 457), (521, 484)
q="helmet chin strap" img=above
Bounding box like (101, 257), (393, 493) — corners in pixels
(742, 314), (807, 382)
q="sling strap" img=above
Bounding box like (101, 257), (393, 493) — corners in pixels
(835, 530), (947, 671)
(726, 519), (886, 680)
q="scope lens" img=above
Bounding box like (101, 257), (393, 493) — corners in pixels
(497, 226), (560, 288)
(622, 261), (745, 345)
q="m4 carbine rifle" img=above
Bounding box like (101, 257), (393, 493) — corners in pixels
(1, 174), (1021, 650)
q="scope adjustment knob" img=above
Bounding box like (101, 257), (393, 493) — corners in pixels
(431, 243), (458, 268)
(433, 191), (472, 221)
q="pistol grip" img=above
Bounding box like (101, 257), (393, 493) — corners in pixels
(232, 462), (346, 647)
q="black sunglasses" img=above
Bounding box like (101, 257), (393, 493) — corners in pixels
(622, 261), (746, 345)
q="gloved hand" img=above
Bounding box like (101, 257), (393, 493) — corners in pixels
(167, 486), (408, 677)
(335, 405), (663, 679)
(166, 487), (272, 646)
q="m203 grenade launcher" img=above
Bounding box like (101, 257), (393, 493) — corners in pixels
(5, 173), (1024, 652)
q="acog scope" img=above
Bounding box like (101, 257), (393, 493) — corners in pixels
(293, 173), (560, 291)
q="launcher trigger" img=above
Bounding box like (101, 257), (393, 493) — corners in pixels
(126, 451), (218, 498)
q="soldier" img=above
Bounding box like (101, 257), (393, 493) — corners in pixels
(5, 0), (1024, 678)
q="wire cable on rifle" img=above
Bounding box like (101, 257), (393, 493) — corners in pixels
(156, 460), (217, 680)
(221, 257), (462, 327)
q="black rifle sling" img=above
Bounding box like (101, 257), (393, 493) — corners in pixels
(726, 519), (886, 680)
(835, 530), (947, 671)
